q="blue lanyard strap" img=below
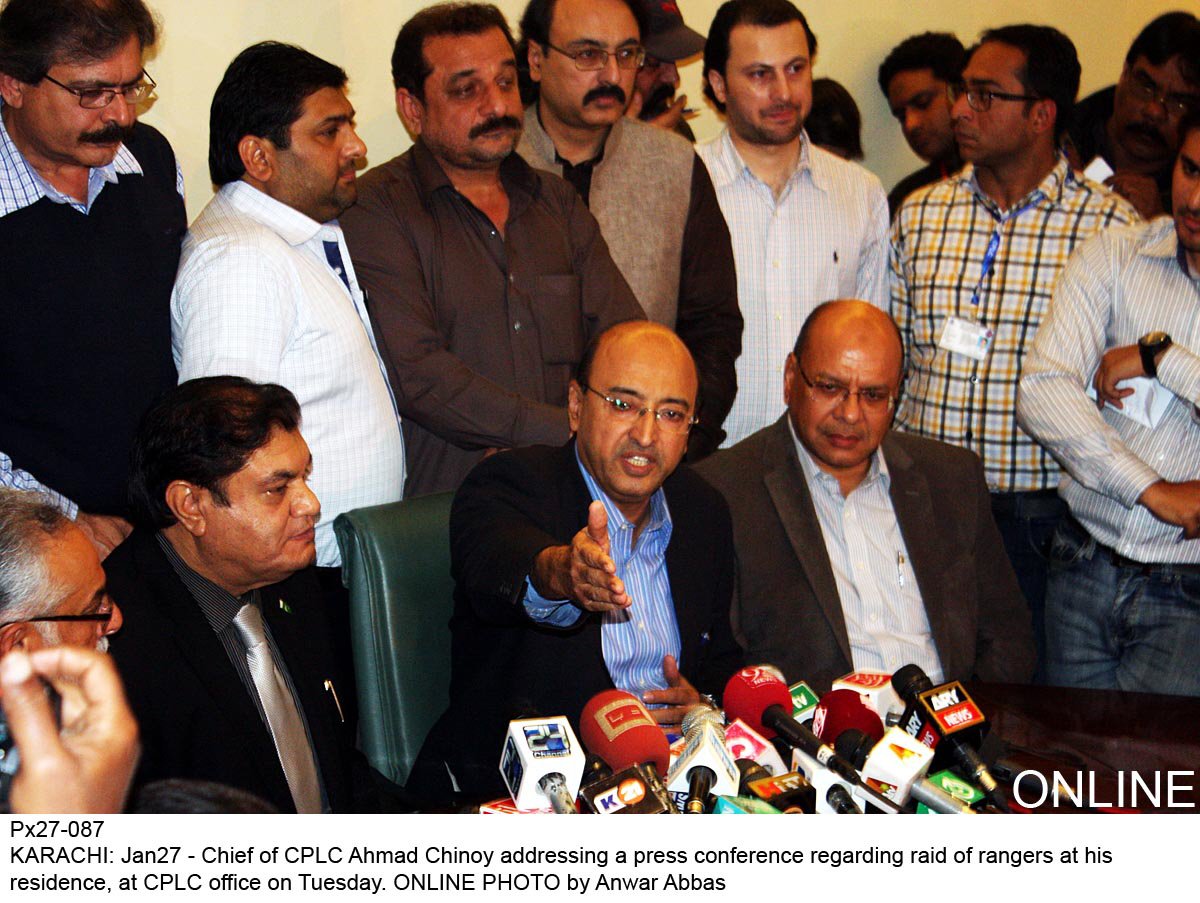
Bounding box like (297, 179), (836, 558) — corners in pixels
(969, 194), (1042, 307)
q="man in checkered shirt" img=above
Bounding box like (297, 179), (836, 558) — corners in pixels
(889, 25), (1137, 675)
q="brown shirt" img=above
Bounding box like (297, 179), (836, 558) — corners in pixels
(342, 142), (644, 498)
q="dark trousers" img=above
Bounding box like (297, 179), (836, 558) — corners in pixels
(989, 489), (1068, 684)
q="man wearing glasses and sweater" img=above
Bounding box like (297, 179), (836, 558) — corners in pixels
(0, 0), (185, 560)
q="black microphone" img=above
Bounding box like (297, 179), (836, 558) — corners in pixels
(891, 665), (1006, 810)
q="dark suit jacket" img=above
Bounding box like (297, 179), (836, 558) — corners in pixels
(414, 441), (743, 798)
(105, 529), (356, 813)
(696, 416), (1034, 693)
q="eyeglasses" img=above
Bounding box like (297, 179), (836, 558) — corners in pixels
(798, 367), (895, 411)
(0, 611), (114, 629)
(0, 598), (116, 630)
(544, 42), (645, 72)
(42, 70), (156, 109)
(947, 82), (1039, 113)
(581, 384), (697, 433)
(1127, 71), (1197, 119)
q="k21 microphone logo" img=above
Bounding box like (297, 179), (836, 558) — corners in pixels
(524, 723), (571, 759)
(594, 778), (648, 813)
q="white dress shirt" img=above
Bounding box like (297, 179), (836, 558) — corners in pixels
(172, 181), (405, 567)
(790, 421), (943, 681)
(698, 128), (890, 447)
(1019, 217), (1200, 564)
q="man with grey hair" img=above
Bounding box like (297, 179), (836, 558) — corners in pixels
(0, 489), (123, 655)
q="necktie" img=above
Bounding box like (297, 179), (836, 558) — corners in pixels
(323, 240), (352, 291)
(233, 603), (322, 813)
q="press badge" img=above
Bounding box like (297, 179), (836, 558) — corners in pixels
(938, 316), (993, 361)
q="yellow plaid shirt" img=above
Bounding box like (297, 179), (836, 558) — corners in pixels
(889, 157), (1138, 492)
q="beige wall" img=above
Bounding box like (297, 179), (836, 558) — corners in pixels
(139, 0), (1184, 218)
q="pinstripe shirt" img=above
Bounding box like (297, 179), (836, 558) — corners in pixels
(890, 158), (1137, 492)
(172, 182), (405, 567)
(790, 420), (943, 681)
(155, 532), (327, 809)
(523, 449), (681, 698)
(698, 128), (890, 448)
(1019, 217), (1200, 563)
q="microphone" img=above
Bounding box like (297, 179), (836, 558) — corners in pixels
(579, 690), (675, 811)
(499, 716), (586, 813)
(812, 689), (886, 746)
(835, 727), (976, 815)
(736, 759), (816, 813)
(667, 706), (739, 813)
(891, 665), (1005, 809)
(723, 667), (901, 813)
(831, 669), (905, 725)
(789, 748), (864, 813)
(724, 718), (789, 776)
(578, 762), (676, 814)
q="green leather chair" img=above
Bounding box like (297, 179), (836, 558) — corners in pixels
(334, 492), (454, 787)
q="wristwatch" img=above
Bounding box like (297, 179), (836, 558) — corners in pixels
(1139, 332), (1172, 378)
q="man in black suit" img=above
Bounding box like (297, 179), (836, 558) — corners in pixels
(415, 321), (742, 799)
(697, 301), (1033, 692)
(105, 377), (358, 813)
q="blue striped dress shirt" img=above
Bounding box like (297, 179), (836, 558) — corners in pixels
(524, 449), (681, 697)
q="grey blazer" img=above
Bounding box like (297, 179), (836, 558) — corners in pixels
(696, 415), (1034, 692)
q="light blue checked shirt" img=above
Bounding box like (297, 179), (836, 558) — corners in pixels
(524, 448), (682, 698)
(0, 452), (77, 517)
(0, 101), (183, 216)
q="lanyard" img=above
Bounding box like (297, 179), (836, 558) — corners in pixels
(969, 194), (1043, 307)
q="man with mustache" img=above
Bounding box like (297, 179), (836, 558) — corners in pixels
(412, 321), (742, 798)
(1065, 13), (1200, 219)
(1019, 111), (1200, 697)
(628, 0), (704, 139)
(697, 0), (889, 449)
(104, 377), (365, 812)
(516, 0), (741, 461)
(171, 43), (406, 717)
(0, 0), (185, 562)
(890, 26), (1137, 680)
(697, 301), (1033, 692)
(0, 490), (124, 657)
(342, 2), (643, 499)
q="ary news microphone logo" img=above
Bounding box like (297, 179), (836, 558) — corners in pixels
(594, 778), (648, 813)
(522, 722), (571, 759)
(919, 682), (983, 735)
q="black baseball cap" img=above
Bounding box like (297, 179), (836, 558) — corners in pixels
(634, 0), (705, 61)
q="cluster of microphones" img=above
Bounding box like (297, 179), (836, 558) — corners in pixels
(485, 664), (1014, 814)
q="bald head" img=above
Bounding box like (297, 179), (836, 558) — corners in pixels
(578, 320), (697, 389)
(785, 301), (904, 496)
(793, 300), (904, 382)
